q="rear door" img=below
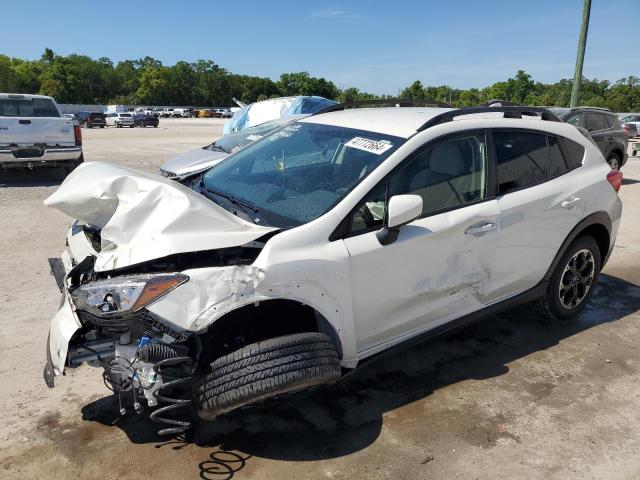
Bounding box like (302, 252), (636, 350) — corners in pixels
(584, 113), (610, 154)
(488, 129), (585, 302)
(0, 97), (73, 147)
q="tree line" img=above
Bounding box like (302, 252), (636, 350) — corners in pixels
(0, 49), (638, 111)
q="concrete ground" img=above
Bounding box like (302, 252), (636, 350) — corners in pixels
(1, 120), (640, 479)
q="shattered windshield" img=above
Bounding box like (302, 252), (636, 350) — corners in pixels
(202, 121), (404, 228)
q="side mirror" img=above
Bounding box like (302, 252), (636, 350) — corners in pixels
(376, 194), (423, 245)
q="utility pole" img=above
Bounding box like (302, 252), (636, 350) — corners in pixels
(570, 0), (592, 107)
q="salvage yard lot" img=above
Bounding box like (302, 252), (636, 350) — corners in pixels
(1, 119), (640, 479)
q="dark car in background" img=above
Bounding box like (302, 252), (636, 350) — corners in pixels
(550, 107), (628, 170)
(74, 111), (106, 128)
(622, 122), (638, 139)
(133, 114), (159, 128)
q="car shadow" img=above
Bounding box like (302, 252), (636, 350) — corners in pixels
(80, 273), (640, 464)
(622, 177), (640, 185)
(0, 167), (67, 187)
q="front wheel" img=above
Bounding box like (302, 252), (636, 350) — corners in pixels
(607, 152), (621, 170)
(538, 235), (601, 321)
(193, 332), (341, 420)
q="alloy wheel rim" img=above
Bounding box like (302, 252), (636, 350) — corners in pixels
(558, 248), (595, 309)
(609, 157), (620, 170)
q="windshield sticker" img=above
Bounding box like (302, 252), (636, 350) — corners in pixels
(345, 137), (393, 155)
(269, 124), (301, 141)
(245, 134), (263, 141)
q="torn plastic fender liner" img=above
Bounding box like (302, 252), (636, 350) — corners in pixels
(45, 294), (81, 385)
(44, 162), (277, 272)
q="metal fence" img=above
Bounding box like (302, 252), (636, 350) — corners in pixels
(58, 104), (108, 114)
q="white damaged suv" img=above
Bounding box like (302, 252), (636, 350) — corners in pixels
(43, 104), (622, 434)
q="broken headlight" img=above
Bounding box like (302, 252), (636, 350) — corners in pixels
(70, 273), (188, 317)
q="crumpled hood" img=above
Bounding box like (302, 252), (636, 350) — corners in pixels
(160, 147), (228, 178)
(44, 162), (277, 272)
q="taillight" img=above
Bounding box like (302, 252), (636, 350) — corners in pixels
(623, 125), (630, 137)
(74, 124), (82, 146)
(607, 169), (622, 192)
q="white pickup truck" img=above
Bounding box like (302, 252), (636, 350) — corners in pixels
(0, 93), (83, 172)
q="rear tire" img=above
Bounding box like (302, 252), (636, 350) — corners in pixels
(538, 235), (601, 321)
(607, 152), (621, 170)
(193, 332), (341, 420)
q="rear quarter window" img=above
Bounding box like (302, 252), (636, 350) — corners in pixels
(560, 138), (586, 170)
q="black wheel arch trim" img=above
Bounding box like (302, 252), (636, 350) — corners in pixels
(542, 211), (612, 283)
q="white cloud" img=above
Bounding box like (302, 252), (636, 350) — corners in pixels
(310, 9), (360, 20)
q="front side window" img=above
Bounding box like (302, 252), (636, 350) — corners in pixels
(565, 113), (585, 128)
(349, 132), (488, 234)
(202, 122), (404, 227)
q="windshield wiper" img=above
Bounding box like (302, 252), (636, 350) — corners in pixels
(207, 143), (230, 154)
(202, 184), (259, 213)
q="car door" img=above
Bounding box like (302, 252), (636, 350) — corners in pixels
(487, 129), (585, 302)
(342, 131), (501, 355)
(585, 113), (610, 154)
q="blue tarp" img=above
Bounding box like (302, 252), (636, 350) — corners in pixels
(224, 96), (337, 134)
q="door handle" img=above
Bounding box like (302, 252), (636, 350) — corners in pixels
(561, 197), (581, 209)
(465, 222), (496, 235)
(18, 119), (31, 125)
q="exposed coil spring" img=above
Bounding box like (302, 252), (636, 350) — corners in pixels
(149, 356), (194, 436)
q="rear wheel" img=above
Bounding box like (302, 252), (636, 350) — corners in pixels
(193, 332), (341, 420)
(538, 235), (601, 320)
(607, 152), (621, 170)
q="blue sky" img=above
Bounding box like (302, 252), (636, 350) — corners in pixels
(2, 0), (638, 94)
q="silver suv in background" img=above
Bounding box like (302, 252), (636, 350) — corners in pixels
(0, 93), (83, 172)
(106, 112), (135, 128)
(159, 115), (306, 182)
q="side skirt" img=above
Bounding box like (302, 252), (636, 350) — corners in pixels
(339, 280), (548, 379)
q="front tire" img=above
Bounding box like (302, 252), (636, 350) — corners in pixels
(538, 235), (601, 321)
(193, 333), (341, 420)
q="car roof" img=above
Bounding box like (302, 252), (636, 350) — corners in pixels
(0, 93), (55, 101)
(301, 107), (456, 138)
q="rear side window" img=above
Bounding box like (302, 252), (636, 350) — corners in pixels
(586, 113), (607, 132)
(0, 98), (59, 117)
(494, 131), (549, 194)
(494, 131), (578, 194)
(32, 98), (59, 117)
(561, 138), (586, 169)
(547, 136), (568, 177)
(608, 115), (621, 129)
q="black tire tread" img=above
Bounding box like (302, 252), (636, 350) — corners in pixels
(194, 333), (341, 420)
